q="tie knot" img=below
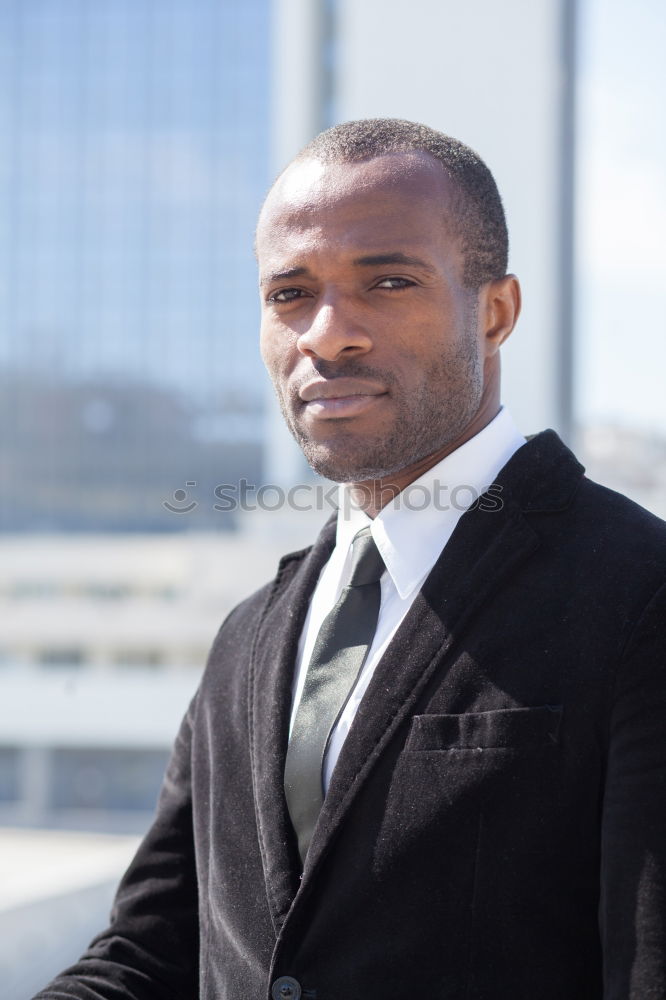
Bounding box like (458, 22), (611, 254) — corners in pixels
(348, 527), (385, 587)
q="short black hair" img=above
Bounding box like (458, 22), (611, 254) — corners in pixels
(296, 118), (508, 289)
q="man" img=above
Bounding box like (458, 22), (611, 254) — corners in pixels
(35, 119), (666, 999)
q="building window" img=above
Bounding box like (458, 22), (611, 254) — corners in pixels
(0, 747), (21, 802)
(37, 648), (86, 667)
(50, 748), (170, 811)
(113, 649), (163, 668)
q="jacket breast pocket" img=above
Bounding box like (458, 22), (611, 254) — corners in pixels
(404, 705), (563, 752)
(374, 705), (564, 880)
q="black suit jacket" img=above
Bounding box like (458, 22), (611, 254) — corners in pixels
(35, 431), (666, 1000)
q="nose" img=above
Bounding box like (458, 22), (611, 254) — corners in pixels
(296, 299), (372, 361)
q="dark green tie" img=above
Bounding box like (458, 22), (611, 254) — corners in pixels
(284, 526), (385, 864)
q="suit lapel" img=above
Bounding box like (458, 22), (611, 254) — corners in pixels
(301, 432), (584, 878)
(301, 498), (540, 877)
(248, 519), (336, 929)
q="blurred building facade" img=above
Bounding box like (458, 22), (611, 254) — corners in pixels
(0, 520), (320, 833)
(0, 0), (269, 532)
(0, 0), (664, 961)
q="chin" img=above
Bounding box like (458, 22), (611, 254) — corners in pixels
(297, 437), (409, 484)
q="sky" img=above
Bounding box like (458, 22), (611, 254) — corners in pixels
(576, 0), (666, 433)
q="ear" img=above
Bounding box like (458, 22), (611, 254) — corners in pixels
(479, 274), (521, 357)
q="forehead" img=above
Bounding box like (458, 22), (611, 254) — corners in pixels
(256, 152), (458, 271)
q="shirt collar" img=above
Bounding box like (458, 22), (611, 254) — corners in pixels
(335, 408), (526, 599)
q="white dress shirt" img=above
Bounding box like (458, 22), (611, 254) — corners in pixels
(290, 407), (526, 792)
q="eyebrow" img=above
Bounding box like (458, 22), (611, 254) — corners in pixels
(260, 266), (311, 287)
(261, 253), (436, 287)
(352, 252), (437, 275)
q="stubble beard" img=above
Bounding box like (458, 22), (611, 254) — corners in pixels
(271, 335), (484, 484)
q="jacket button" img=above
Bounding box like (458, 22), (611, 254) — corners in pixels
(271, 975), (302, 1000)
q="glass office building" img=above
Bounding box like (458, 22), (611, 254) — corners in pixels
(0, 0), (270, 530)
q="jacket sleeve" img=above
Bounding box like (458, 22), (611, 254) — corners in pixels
(600, 581), (666, 999)
(31, 694), (200, 1000)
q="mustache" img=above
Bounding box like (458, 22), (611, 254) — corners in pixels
(289, 360), (397, 395)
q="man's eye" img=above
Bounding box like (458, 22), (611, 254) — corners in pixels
(373, 277), (416, 290)
(267, 287), (306, 304)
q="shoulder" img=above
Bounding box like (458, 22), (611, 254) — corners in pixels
(191, 555), (306, 711)
(197, 516), (337, 689)
(574, 473), (666, 552)
(206, 544), (313, 658)
(499, 431), (666, 622)
(573, 476), (666, 611)
(510, 428), (666, 565)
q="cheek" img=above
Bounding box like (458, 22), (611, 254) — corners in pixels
(260, 325), (300, 395)
(259, 331), (271, 368)
(389, 325), (443, 370)
(259, 322), (282, 372)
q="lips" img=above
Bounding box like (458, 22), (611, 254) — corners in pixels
(296, 378), (388, 420)
(298, 377), (387, 403)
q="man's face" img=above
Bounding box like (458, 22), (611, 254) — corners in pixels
(256, 152), (486, 484)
